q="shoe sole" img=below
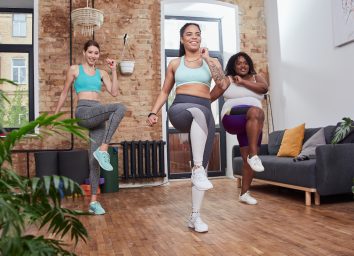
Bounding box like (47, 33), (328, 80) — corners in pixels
(93, 151), (113, 171)
(191, 179), (213, 191)
(188, 223), (208, 233)
(247, 161), (265, 172)
(88, 209), (106, 215)
(239, 199), (258, 205)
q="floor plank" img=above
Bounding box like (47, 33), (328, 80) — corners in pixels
(58, 179), (354, 256)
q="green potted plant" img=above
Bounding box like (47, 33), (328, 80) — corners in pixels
(331, 117), (354, 144)
(0, 79), (90, 255)
(330, 117), (354, 199)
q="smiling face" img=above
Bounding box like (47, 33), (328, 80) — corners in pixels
(83, 45), (100, 66)
(180, 24), (201, 52)
(234, 56), (250, 76)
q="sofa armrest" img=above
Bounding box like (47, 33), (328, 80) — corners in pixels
(316, 143), (354, 195)
(232, 144), (269, 158)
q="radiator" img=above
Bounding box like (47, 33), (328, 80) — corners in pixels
(120, 140), (166, 179)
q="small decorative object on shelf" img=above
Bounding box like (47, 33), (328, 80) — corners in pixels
(119, 33), (135, 75)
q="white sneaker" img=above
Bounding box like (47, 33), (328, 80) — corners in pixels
(191, 166), (213, 191)
(239, 191), (258, 205)
(247, 155), (264, 172)
(188, 213), (208, 233)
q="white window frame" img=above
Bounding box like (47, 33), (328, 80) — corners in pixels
(12, 13), (27, 37)
(11, 58), (27, 84)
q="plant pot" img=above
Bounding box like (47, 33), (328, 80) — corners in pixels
(119, 60), (135, 75)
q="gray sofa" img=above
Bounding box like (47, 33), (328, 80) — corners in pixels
(232, 126), (354, 205)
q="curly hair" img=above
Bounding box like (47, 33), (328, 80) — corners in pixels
(225, 52), (256, 76)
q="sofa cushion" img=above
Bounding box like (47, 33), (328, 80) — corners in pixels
(233, 155), (316, 188)
(323, 125), (335, 143)
(277, 123), (305, 157)
(296, 128), (326, 159)
(268, 130), (285, 155)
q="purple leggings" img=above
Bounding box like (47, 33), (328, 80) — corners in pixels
(222, 105), (262, 147)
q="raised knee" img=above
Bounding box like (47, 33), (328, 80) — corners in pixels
(116, 104), (127, 113)
(247, 108), (263, 119)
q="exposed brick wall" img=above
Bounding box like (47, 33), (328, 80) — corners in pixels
(11, 0), (268, 176)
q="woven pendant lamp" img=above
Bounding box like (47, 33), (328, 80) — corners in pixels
(71, 0), (104, 36)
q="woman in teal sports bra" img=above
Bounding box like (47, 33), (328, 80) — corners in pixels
(54, 40), (126, 215)
(146, 23), (229, 233)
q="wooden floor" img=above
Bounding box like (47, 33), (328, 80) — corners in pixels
(62, 179), (354, 256)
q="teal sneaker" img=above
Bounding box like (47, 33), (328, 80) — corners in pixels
(89, 201), (106, 215)
(93, 149), (113, 171)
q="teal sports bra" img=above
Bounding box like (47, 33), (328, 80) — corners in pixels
(175, 56), (212, 88)
(73, 65), (102, 94)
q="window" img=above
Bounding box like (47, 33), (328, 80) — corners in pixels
(0, 8), (33, 130)
(12, 58), (26, 84)
(13, 14), (27, 37)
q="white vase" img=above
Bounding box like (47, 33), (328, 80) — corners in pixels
(119, 60), (135, 75)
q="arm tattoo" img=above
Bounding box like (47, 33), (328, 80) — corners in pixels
(209, 61), (227, 85)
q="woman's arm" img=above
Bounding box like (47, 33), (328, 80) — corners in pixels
(235, 74), (268, 94)
(101, 58), (118, 97)
(201, 48), (230, 90)
(146, 59), (177, 126)
(210, 76), (233, 102)
(54, 65), (77, 114)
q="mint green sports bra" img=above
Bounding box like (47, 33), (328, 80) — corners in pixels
(73, 65), (102, 94)
(175, 56), (212, 88)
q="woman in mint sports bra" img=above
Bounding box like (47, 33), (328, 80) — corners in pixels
(54, 40), (126, 215)
(211, 52), (268, 205)
(146, 23), (229, 233)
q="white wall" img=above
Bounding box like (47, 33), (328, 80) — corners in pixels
(265, 0), (354, 130)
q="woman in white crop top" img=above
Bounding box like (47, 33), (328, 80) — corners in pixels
(211, 52), (268, 205)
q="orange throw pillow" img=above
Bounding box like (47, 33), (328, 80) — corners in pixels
(277, 123), (305, 157)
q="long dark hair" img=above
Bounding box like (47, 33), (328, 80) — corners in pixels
(225, 52), (256, 76)
(83, 39), (100, 52)
(178, 23), (201, 57)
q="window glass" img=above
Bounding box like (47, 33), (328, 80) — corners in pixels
(0, 53), (29, 128)
(13, 14), (27, 37)
(12, 58), (27, 84)
(164, 19), (220, 51)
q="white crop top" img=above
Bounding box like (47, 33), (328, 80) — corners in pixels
(221, 81), (264, 118)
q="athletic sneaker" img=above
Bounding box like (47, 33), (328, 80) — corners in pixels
(191, 166), (213, 191)
(93, 149), (113, 171)
(188, 212), (208, 233)
(89, 201), (106, 215)
(247, 155), (264, 172)
(239, 191), (258, 205)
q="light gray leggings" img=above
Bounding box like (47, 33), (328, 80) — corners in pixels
(168, 94), (215, 169)
(75, 99), (126, 195)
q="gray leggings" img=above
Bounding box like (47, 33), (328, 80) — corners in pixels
(75, 99), (126, 195)
(168, 94), (215, 169)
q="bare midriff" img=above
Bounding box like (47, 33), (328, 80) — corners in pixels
(77, 91), (100, 101)
(176, 83), (210, 99)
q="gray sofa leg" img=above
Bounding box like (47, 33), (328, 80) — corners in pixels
(236, 177), (242, 188)
(314, 192), (320, 205)
(305, 191), (311, 206)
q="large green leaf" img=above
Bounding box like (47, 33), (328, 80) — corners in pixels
(0, 110), (90, 254)
(331, 117), (354, 144)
